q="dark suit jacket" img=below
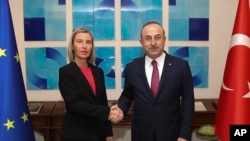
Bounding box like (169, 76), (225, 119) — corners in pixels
(58, 62), (112, 141)
(118, 52), (194, 141)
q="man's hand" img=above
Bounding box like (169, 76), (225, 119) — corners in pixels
(108, 105), (124, 123)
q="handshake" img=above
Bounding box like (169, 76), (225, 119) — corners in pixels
(108, 105), (124, 123)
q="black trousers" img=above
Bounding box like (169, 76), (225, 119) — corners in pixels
(153, 128), (157, 141)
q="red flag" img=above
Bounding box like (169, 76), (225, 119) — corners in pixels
(215, 0), (250, 140)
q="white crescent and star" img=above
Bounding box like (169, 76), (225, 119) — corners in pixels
(222, 33), (250, 98)
(221, 82), (234, 91)
(243, 82), (250, 98)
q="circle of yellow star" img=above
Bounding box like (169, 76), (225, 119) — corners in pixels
(0, 48), (7, 57)
(21, 112), (29, 123)
(14, 53), (20, 62)
(3, 119), (15, 130)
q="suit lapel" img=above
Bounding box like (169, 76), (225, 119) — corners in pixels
(71, 62), (96, 98)
(156, 54), (173, 98)
(91, 66), (101, 98)
(136, 57), (155, 100)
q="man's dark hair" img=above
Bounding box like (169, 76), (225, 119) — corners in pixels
(140, 21), (165, 38)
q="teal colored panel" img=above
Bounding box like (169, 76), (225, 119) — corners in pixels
(25, 47), (66, 90)
(121, 15), (141, 40)
(169, 0), (189, 19)
(169, 46), (208, 88)
(24, 0), (45, 17)
(73, 0), (94, 19)
(44, 0), (66, 40)
(45, 0), (60, 8)
(169, 19), (189, 40)
(95, 47), (115, 89)
(45, 19), (66, 40)
(73, 19), (94, 32)
(24, 0), (66, 41)
(93, 18), (114, 40)
(189, 0), (209, 18)
(142, 19), (162, 27)
(121, 47), (144, 69)
(93, 0), (114, 40)
(73, 0), (114, 40)
(45, 0), (66, 19)
(141, 0), (162, 19)
(121, 47), (144, 88)
(121, 0), (162, 40)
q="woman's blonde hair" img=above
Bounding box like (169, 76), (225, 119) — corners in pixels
(67, 27), (96, 64)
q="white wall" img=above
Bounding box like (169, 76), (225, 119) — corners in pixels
(9, 0), (238, 101)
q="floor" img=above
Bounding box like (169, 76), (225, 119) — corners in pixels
(34, 129), (220, 141)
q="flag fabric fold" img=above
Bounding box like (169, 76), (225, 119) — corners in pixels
(215, 0), (250, 141)
(0, 0), (35, 140)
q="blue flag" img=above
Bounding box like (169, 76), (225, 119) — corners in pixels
(0, 0), (35, 140)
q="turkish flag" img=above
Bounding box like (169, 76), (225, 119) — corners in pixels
(215, 0), (250, 141)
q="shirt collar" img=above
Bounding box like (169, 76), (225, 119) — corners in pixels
(145, 52), (166, 67)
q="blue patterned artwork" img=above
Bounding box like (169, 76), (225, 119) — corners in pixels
(121, 0), (162, 40)
(25, 47), (66, 90)
(121, 46), (144, 87)
(169, 46), (208, 88)
(169, 0), (209, 41)
(95, 47), (115, 89)
(23, 0), (66, 41)
(72, 0), (114, 40)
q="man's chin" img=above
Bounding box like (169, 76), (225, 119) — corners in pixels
(148, 52), (160, 58)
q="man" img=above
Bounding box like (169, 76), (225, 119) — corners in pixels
(117, 21), (194, 141)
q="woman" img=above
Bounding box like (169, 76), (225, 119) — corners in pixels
(58, 27), (117, 141)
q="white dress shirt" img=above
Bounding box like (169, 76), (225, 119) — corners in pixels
(145, 53), (165, 88)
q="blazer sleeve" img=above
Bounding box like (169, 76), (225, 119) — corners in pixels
(179, 61), (194, 140)
(118, 63), (134, 115)
(104, 120), (113, 137)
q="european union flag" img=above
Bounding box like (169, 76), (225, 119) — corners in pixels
(0, 0), (35, 140)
